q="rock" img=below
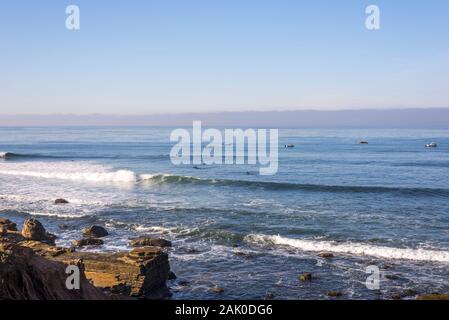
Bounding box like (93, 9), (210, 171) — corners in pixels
(178, 280), (189, 287)
(186, 248), (201, 254)
(384, 274), (400, 280)
(59, 224), (69, 230)
(265, 293), (275, 299)
(21, 218), (56, 245)
(317, 252), (334, 258)
(0, 241), (109, 300)
(417, 293), (449, 300)
(168, 271), (177, 280)
(327, 291), (343, 297)
(129, 237), (172, 248)
(298, 272), (313, 282)
(0, 218), (17, 231)
(0, 226), (6, 235)
(54, 199), (69, 204)
(73, 238), (104, 247)
(211, 286), (225, 294)
(234, 251), (253, 259)
(83, 226), (109, 238)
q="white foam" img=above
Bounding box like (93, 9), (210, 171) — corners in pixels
(0, 161), (137, 183)
(245, 234), (449, 263)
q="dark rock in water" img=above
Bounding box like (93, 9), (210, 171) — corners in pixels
(54, 199), (69, 205)
(211, 286), (225, 294)
(298, 272), (313, 282)
(21, 218), (56, 245)
(0, 226), (6, 235)
(83, 225), (109, 238)
(327, 291), (343, 297)
(168, 271), (177, 280)
(417, 293), (449, 300)
(59, 224), (69, 230)
(129, 237), (172, 248)
(178, 280), (190, 287)
(234, 251), (253, 259)
(265, 293), (275, 300)
(73, 238), (104, 247)
(317, 252), (334, 258)
(384, 274), (400, 280)
(359, 141), (369, 144)
(0, 218), (17, 232)
(186, 248), (201, 254)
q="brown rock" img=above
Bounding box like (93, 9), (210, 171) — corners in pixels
(298, 272), (313, 282)
(21, 218), (56, 245)
(83, 226), (109, 238)
(73, 238), (104, 247)
(0, 242), (109, 300)
(317, 252), (334, 258)
(0, 218), (17, 231)
(129, 237), (172, 248)
(327, 291), (343, 297)
(54, 199), (69, 204)
(416, 293), (449, 300)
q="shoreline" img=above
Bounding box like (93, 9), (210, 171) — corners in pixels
(0, 217), (173, 300)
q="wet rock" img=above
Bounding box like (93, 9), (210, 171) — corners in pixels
(0, 218), (17, 232)
(0, 226), (7, 235)
(298, 272), (313, 282)
(21, 218), (56, 245)
(416, 293), (449, 300)
(317, 252), (334, 258)
(234, 251), (253, 259)
(59, 224), (69, 230)
(54, 199), (69, 205)
(384, 274), (400, 280)
(129, 237), (172, 248)
(73, 238), (104, 247)
(178, 280), (190, 287)
(186, 248), (201, 254)
(168, 271), (177, 280)
(265, 293), (275, 300)
(327, 291), (343, 297)
(83, 226), (109, 238)
(211, 286), (225, 294)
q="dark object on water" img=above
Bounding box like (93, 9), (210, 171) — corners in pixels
(298, 272), (313, 282)
(425, 142), (437, 148)
(83, 225), (109, 238)
(129, 236), (172, 248)
(285, 144), (295, 148)
(73, 238), (104, 247)
(0, 152), (13, 159)
(359, 141), (369, 144)
(54, 199), (69, 205)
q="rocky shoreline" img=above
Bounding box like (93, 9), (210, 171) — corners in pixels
(0, 217), (172, 300)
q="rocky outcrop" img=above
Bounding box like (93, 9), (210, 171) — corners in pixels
(21, 218), (56, 245)
(83, 226), (109, 238)
(0, 218), (17, 231)
(129, 237), (172, 248)
(1, 217), (172, 300)
(0, 241), (109, 300)
(73, 238), (104, 247)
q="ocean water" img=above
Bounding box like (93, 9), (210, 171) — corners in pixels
(1, 126), (448, 299)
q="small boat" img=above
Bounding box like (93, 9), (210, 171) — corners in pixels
(285, 144), (295, 148)
(425, 142), (437, 148)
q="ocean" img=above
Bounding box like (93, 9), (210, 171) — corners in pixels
(1, 126), (448, 299)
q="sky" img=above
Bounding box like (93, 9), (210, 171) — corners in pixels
(0, 0), (448, 115)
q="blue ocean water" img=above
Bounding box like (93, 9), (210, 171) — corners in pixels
(1, 126), (448, 299)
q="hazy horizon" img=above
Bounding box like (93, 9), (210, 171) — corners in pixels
(1, 108), (449, 128)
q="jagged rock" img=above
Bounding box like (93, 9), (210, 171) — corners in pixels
(298, 272), (313, 282)
(0, 241), (109, 300)
(318, 252), (334, 258)
(83, 226), (109, 238)
(0, 218), (17, 231)
(21, 218), (56, 245)
(327, 291), (343, 297)
(168, 271), (177, 280)
(73, 238), (104, 247)
(54, 199), (69, 204)
(129, 237), (172, 248)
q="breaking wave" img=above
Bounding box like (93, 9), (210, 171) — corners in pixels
(245, 234), (449, 263)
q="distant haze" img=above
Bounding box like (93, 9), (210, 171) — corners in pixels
(1, 108), (449, 128)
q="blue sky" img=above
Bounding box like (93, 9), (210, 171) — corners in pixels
(1, 0), (448, 114)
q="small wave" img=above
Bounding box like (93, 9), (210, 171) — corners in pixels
(138, 174), (449, 197)
(0, 152), (16, 159)
(245, 234), (449, 263)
